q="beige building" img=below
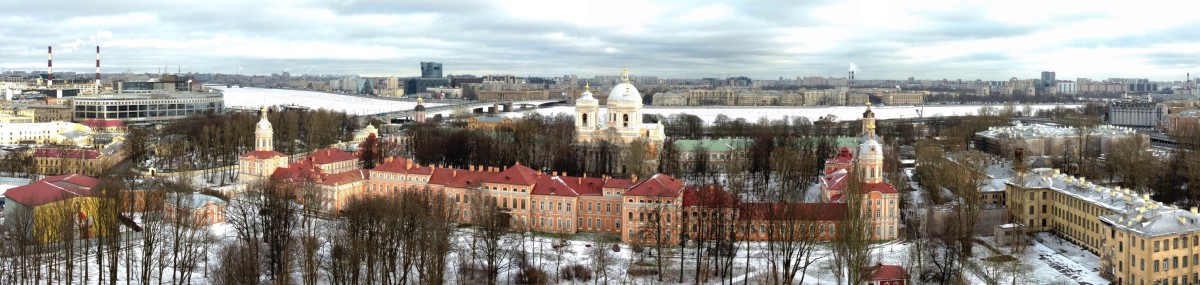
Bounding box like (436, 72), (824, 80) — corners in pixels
(1007, 168), (1200, 285)
(803, 89), (846, 106)
(975, 123), (1148, 158)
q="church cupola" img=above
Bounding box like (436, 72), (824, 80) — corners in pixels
(255, 106), (274, 152)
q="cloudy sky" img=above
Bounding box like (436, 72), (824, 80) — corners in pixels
(2, 0), (1198, 81)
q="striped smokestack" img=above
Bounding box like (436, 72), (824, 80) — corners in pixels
(96, 46), (101, 84)
(47, 46), (53, 83)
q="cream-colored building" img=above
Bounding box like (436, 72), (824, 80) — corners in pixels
(1006, 168), (1200, 285)
(803, 89), (846, 106)
(0, 122), (94, 145)
(575, 71), (666, 146)
(238, 107), (289, 184)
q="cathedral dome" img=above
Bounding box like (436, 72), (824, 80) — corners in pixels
(256, 107), (272, 132)
(578, 83), (598, 104)
(608, 82), (642, 104)
(859, 138), (881, 157)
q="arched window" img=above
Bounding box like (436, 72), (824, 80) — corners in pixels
(582, 113), (588, 125)
(623, 114), (630, 127)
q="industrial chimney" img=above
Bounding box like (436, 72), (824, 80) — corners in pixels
(95, 46), (101, 87)
(47, 46), (53, 86)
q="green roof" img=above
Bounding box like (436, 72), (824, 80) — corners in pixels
(834, 136), (859, 148)
(674, 138), (750, 152)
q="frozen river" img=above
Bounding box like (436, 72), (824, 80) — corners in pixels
(211, 86), (442, 115)
(207, 86), (1080, 122)
(503, 104), (1082, 123)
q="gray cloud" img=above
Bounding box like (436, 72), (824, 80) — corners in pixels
(1, 0), (1197, 81)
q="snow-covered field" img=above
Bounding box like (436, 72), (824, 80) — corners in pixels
(212, 86), (443, 115)
(505, 104), (1082, 123)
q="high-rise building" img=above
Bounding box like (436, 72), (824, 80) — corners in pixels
(1040, 71), (1056, 88)
(420, 62), (443, 78)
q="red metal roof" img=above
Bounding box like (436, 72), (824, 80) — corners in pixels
(81, 119), (123, 128)
(823, 169), (848, 190)
(624, 174), (684, 197)
(864, 182), (899, 194)
(866, 263), (907, 281)
(240, 150), (287, 159)
(482, 163), (540, 186)
(427, 167), (459, 186)
(530, 175), (579, 197)
(310, 148), (356, 165)
(320, 170), (368, 186)
(446, 170), (493, 189)
(372, 158), (434, 175)
(681, 186), (737, 208)
(602, 178), (635, 189)
(562, 176), (605, 196)
(737, 203), (847, 221)
(4, 174), (98, 207)
(33, 148), (101, 159)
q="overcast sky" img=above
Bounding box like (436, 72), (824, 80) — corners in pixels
(2, 0), (1198, 81)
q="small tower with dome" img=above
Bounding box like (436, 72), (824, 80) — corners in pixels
(575, 82), (600, 140)
(857, 102), (883, 183)
(255, 106), (274, 152)
(239, 106), (290, 184)
(414, 97), (427, 123)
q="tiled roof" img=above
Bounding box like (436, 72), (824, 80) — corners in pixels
(866, 263), (907, 281)
(738, 203), (848, 221)
(483, 163), (540, 185)
(624, 174), (685, 197)
(531, 176), (579, 197)
(5, 174), (98, 207)
(310, 148), (356, 164)
(427, 167), (460, 186)
(33, 148), (101, 159)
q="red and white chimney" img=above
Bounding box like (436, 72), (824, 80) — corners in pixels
(95, 46), (101, 86)
(47, 46), (53, 85)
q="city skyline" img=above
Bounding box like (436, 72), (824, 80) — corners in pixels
(2, 0), (1198, 81)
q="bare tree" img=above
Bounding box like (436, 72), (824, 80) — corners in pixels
(831, 171), (875, 284)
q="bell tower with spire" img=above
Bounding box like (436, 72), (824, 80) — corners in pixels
(255, 106), (274, 152)
(857, 103), (883, 183)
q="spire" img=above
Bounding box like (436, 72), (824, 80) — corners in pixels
(621, 68), (629, 83)
(417, 97), (423, 105)
(260, 106), (268, 119)
(585, 82), (590, 92)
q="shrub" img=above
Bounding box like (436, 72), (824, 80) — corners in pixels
(514, 265), (550, 285)
(560, 264), (593, 281)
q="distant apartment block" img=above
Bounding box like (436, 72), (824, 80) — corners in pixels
(1108, 102), (1168, 128)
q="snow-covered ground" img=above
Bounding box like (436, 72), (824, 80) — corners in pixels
(212, 86), (443, 115)
(505, 104), (1082, 123)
